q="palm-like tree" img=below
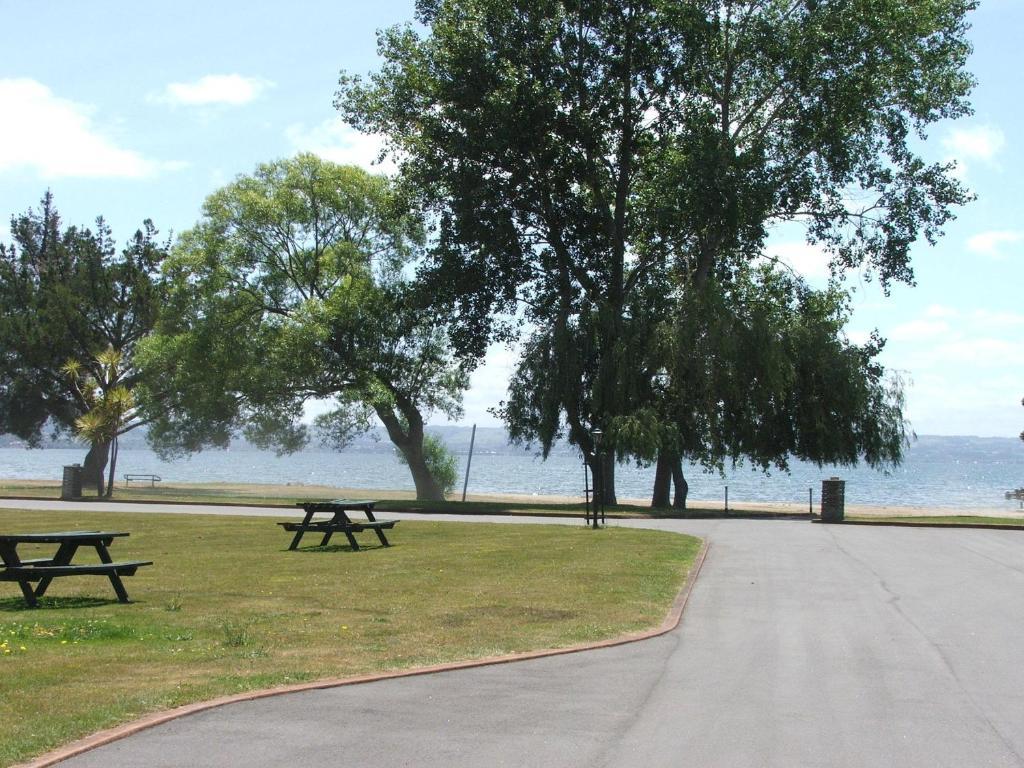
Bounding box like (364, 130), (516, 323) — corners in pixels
(63, 349), (140, 497)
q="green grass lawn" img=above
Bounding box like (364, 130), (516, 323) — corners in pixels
(0, 508), (700, 767)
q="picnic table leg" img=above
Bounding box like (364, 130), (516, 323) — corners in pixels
(107, 573), (131, 603)
(34, 541), (78, 599)
(373, 528), (391, 547)
(0, 544), (37, 607)
(17, 579), (38, 608)
(318, 531), (334, 547)
(328, 512), (358, 550)
(288, 510), (317, 550)
(94, 542), (131, 603)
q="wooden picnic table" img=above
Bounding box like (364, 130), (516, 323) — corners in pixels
(279, 499), (398, 551)
(0, 531), (152, 608)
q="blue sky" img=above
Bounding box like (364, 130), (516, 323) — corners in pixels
(1, 0), (1021, 438)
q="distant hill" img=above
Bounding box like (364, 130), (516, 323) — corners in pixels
(2, 428), (1019, 458)
(0, 424), (577, 457)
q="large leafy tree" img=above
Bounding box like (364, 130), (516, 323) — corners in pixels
(137, 154), (468, 500)
(339, 0), (975, 502)
(0, 193), (168, 493)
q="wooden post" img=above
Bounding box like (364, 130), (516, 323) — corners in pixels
(460, 424), (477, 503)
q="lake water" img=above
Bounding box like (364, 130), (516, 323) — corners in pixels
(1, 435), (1022, 512)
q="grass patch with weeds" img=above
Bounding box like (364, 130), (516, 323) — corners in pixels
(0, 508), (700, 767)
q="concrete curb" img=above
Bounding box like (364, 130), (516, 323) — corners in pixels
(815, 518), (1024, 531)
(16, 538), (710, 768)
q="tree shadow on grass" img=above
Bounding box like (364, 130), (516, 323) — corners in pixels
(0, 595), (120, 612)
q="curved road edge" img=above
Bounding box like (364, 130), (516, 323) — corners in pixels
(16, 536), (710, 768)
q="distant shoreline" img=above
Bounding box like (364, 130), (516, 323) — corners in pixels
(2, 479), (1022, 519)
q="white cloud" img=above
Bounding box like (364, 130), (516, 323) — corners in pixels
(966, 229), (1023, 258)
(924, 304), (959, 319)
(888, 319), (951, 342)
(934, 337), (1024, 366)
(153, 74), (272, 106)
(0, 78), (180, 179)
(943, 125), (1005, 162)
(762, 242), (831, 281)
(971, 309), (1024, 330)
(285, 119), (395, 174)
(941, 124), (1006, 178)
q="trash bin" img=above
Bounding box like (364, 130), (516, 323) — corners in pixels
(820, 477), (845, 523)
(61, 464), (83, 500)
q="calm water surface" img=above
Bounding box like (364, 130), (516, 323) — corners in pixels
(1, 435), (1022, 512)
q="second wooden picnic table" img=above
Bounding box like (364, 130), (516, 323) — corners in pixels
(280, 499), (398, 551)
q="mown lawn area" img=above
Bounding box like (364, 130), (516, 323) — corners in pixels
(0, 509), (700, 767)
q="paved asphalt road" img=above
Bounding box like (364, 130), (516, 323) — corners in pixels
(3, 501), (1024, 767)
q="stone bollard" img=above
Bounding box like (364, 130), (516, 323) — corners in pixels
(61, 464), (83, 500)
(820, 477), (845, 523)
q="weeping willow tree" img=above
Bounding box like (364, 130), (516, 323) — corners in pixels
(500, 266), (908, 508)
(64, 349), (141, 497)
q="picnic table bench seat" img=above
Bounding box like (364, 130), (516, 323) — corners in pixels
(0, 560), (152, 580)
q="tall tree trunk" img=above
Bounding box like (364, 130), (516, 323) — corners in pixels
(602, 453), (616, 506)
(671, 459), (688, 510)
(82, 439), (109, 497)
(652, 452), (672, 508)
(104, 437), (118, 498)
(587, 452), (617, 507)
(377, 403), (446, 502)
(396, 438), (445, 501)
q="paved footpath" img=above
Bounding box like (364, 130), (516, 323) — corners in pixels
(4, 501), (1024, 767)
